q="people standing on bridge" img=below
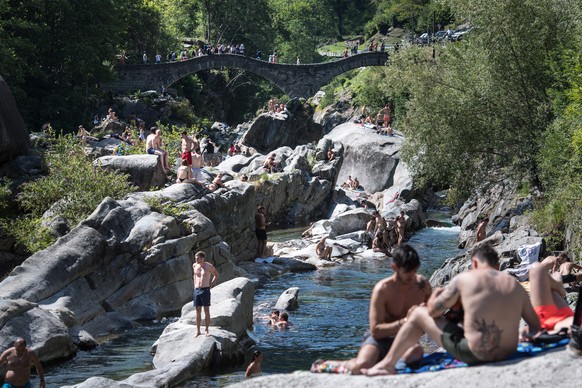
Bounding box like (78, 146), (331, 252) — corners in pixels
(297, 57), (300, 64)
(344, 48), (348, 58)
(155, 53), (161, 64)
(142, 52), (148, 64)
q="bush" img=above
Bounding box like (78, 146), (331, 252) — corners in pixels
(1, 129), (137, 253)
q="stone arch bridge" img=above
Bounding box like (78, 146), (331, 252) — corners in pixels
(107, 52), (388, 98)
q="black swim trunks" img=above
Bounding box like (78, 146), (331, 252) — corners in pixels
(255, 229), (267, 241)
(362, 330), (395, 359)
(193, 287), (211, 307)
(441, 321), (482, 364)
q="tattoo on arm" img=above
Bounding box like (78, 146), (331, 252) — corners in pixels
(472, 318), (503, 360)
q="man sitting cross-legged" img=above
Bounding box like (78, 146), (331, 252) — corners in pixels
(315, 244), (431, 375)
(363, 244), (541, 375)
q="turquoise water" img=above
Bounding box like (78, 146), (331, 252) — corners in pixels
(46, 221), (462, 387)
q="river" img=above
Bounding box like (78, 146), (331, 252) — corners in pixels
(46, 217), (462, 387)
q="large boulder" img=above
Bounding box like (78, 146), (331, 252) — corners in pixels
(0, 180), (256, 362)
(274, 287), (300, 311)
(93, 155), (166, 191)
(0, 75), (30, 164)
(239, 102), (324, 154)
(326, 122), (405, 194)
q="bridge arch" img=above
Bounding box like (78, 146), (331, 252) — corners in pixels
(107, 52), (388, 98)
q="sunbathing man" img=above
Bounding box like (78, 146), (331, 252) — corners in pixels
(207, 172), (226, 191)
(540, 252), (569, 273)
(315, 244), (431, 375)
(527, 262), (582, 355)
(316, 237), (333, 260)
(363, 244), (541, 376)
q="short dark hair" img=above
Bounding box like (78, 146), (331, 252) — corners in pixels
(271, 310), (279, 315)
(280, 312), (289, 321)
(195, 251), (205, 258)
(392, 244), (420, 271)
(252, 350), (262, 360)
(472, 244), (498, 266)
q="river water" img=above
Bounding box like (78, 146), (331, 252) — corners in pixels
(46, 216), (462, 387)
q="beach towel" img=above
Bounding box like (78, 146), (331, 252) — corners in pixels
(310, 338), (569, 375)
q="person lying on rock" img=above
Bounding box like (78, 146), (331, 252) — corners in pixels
(362, 244), (541, 376)
(315, 244), (431, 375)
(206, 172), (226, 191)
(526, 262), (581, 355)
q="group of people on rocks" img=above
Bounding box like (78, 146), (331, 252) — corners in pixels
(367, 210), (407, 256)
(340, 175), (362, 191)
(267, 98), (286, 114)
(357, 104), (394, 136)
(311, 243), (582, 376)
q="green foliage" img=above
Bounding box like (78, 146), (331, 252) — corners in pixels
(534, 43), (582, 249)
(270, 0), (336, 63)
(0, 179), (12, 215)
(2, 130), (137, 253)
(0, 216), (55, 254)
(144, 196), (192, 219)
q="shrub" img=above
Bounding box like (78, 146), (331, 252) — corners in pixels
(2, 130), (137, 253)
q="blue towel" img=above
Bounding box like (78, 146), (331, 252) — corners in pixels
(396, 338), (569, 374)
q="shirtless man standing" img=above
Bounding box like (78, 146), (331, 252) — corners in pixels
(0, 338), (46, 388)
(146, 127), (170, 171)
(318, 244), (431, 375)
(363, 244), (541, 376)
(373, 211), (387, 237)
(192, 251), (219, 337)
(475, 217), (489, 243)
(190, 148), (205, 183)
(396, 211), (406, 245)
(255, 206), (268, 258)
(181, 131), (195, 166)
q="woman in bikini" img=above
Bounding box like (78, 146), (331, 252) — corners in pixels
(176, 159), (196, 184)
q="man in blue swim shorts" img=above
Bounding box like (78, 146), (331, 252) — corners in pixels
(192, 251), (219, 337)
(0, 338), (45, 388)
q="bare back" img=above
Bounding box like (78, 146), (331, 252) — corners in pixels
(191, 153), (203, 168)
(145, 134), (156, 150)
(456, 270), (530, 361)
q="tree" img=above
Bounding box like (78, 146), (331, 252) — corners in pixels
(374, 0), (579, 200)
(270, 0), (336, 63)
